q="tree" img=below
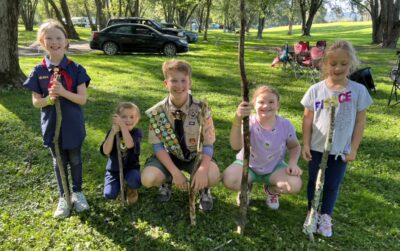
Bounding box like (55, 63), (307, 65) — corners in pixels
(380, 0), (400, 48)
(202, 0), (212, 41)
(351, 0), (382, 44)
(175, 0), (198, 27)
(20, 0), (39, 31)
(47, 0), (80, 39)
(0, 0), (26, 88)
(95, 0), (107, 30)
(298, 0), (324, 36)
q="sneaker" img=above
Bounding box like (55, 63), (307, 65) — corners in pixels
(71, 192), (90, 212)
(264, 185), (279, 210)
(54, 197), (70, 218)
(199, 188), (213, 212)
(236, 183), (253, 207)
(158, 183), (172, 202)
(318, 214), (333, 237)
(303, 211), (319, 234)
(127, 188), (139, 205)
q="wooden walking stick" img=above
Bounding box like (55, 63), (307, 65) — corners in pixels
(303, 105), (336, 242)
(237, 0), (251, 235)
(52, 67), (72, 209)
(189, 101), (207, 225)
(115, 133), (126, 206)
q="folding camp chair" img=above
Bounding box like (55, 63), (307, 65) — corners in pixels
(388, 51), (400, 106)
(349, 67), (376, 93)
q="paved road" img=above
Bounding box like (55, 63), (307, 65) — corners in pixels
(19, 41), (92, 56)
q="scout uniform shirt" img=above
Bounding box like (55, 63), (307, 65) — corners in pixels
(23, 55), (91, 149)
(146, 95), (216, 161)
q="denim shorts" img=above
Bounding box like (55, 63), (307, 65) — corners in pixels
(233, 159), (287, 185)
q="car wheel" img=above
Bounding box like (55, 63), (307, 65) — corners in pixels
(103, 41), (118, 55)
(163, 43), (177, 57)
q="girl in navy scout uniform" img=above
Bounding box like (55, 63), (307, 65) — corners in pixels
(301, 41), (372, 237)
(23, 20), (90, 218)
(141, 59), (220, 212)
(100, 102), (143, 205)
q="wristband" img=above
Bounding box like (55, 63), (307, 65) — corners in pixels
(46, 96), (54, 106)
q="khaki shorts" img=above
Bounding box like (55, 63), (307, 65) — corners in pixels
(233, 160), (287, 185)
(144, 155), (197, 183)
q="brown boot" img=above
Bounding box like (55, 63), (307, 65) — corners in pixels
(127, 188), (138, 205)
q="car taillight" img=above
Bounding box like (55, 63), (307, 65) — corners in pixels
(92, 32), (99, 39)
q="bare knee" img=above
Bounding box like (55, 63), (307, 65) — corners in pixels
(222, 166), (242, 191)
(284, 176), (302, 194)
(141, 167), (164, 188)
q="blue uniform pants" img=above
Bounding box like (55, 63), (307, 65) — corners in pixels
(104, 169), (141, 199)
(307, 150), (347, 215)
(49, 146), (83, 196)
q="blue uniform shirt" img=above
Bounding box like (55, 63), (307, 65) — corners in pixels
(23, 55), (91, 149)
(100, 128), (143, 172)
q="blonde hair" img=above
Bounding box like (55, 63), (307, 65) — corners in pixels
(37, 19), (69, 50)
(251, 85), (280, 105)
(115, 102), (141, 127)
(162, 59), (192, 79)
(321, 41), (359, 78)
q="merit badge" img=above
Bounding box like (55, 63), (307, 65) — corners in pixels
(150, 118), (155, 123)
(173, 139), (179, 144)
(189, 138), (196, 144)
(170, 134), (176, 139)
(162, 131), (168, 137)
(166, 136), (171, 141)
(168, 141), (174, 146)
(160, 126), (165, 131)
(155, 128), (161, 134)
(165, 123), (171, 129)
(157, 121), (163, 126)
(167, 129), (173, 134)
(152, 123), (157, 129)
(152, 110), (158, 116)
(160, 112), (166, 118)
(189, 111), (197, 119)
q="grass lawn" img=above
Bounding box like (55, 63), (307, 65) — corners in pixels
(1, 21), (399, 250)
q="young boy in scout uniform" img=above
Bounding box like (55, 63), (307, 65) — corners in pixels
(141, 59), (220, 211)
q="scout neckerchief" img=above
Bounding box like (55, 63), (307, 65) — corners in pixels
(147, 95), (199, 161)
(42, 57), (74, 91)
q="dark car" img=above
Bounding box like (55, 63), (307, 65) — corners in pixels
(89, 23), (188, 56)
(160, 23), (198, 43)
(106, 17), (186, 39)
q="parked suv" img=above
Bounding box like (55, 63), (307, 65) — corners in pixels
(89, 23), (188, 56)
(160, 23), (198, 43)
(106, 17), (185, 39)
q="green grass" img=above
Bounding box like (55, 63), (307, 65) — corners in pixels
(1, 21), (399, 250)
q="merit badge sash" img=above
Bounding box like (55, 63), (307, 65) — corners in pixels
(147, 106), (197, 161)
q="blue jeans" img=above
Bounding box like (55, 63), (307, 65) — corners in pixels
(307, 150), (347, 215)
(49, 146), (83, 196)
(104, 169), (141, 199)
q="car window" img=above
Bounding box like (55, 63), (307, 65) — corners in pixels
(108, 26), (133, 34)
(134, 27), (152, 35)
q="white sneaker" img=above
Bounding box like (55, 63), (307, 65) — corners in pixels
(54, 197), (70, 218)
(72, 192), (90, 212)
(318, 214), (333, 237)
(264, 185), (279, 210)
(303, 211), (319, 234)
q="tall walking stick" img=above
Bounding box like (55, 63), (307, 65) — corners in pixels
(303, 105), (336, 242)
(237, 0), (251, 235)
(189, 102), (207, 225)
(53, 67), (72, 209)
(115, 133), (126, 206)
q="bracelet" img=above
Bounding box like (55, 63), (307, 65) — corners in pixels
(46, 96), (54, 106)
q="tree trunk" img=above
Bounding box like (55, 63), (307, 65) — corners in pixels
(299, 0), (323, 36)
(198, 4), (205, 33)
(95, 0), (107, 30)
(84, 1), (97, 31)
(287, 0), (294, 35)
(59, 0), (79, 39)
(380, 0), (400, 48)
(203, 0), (212, 41)
(20, 0), (38, 31)
(256, 16), (265, 39)
(43, 0), (53, 18)
(0, 0), (26, 88)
